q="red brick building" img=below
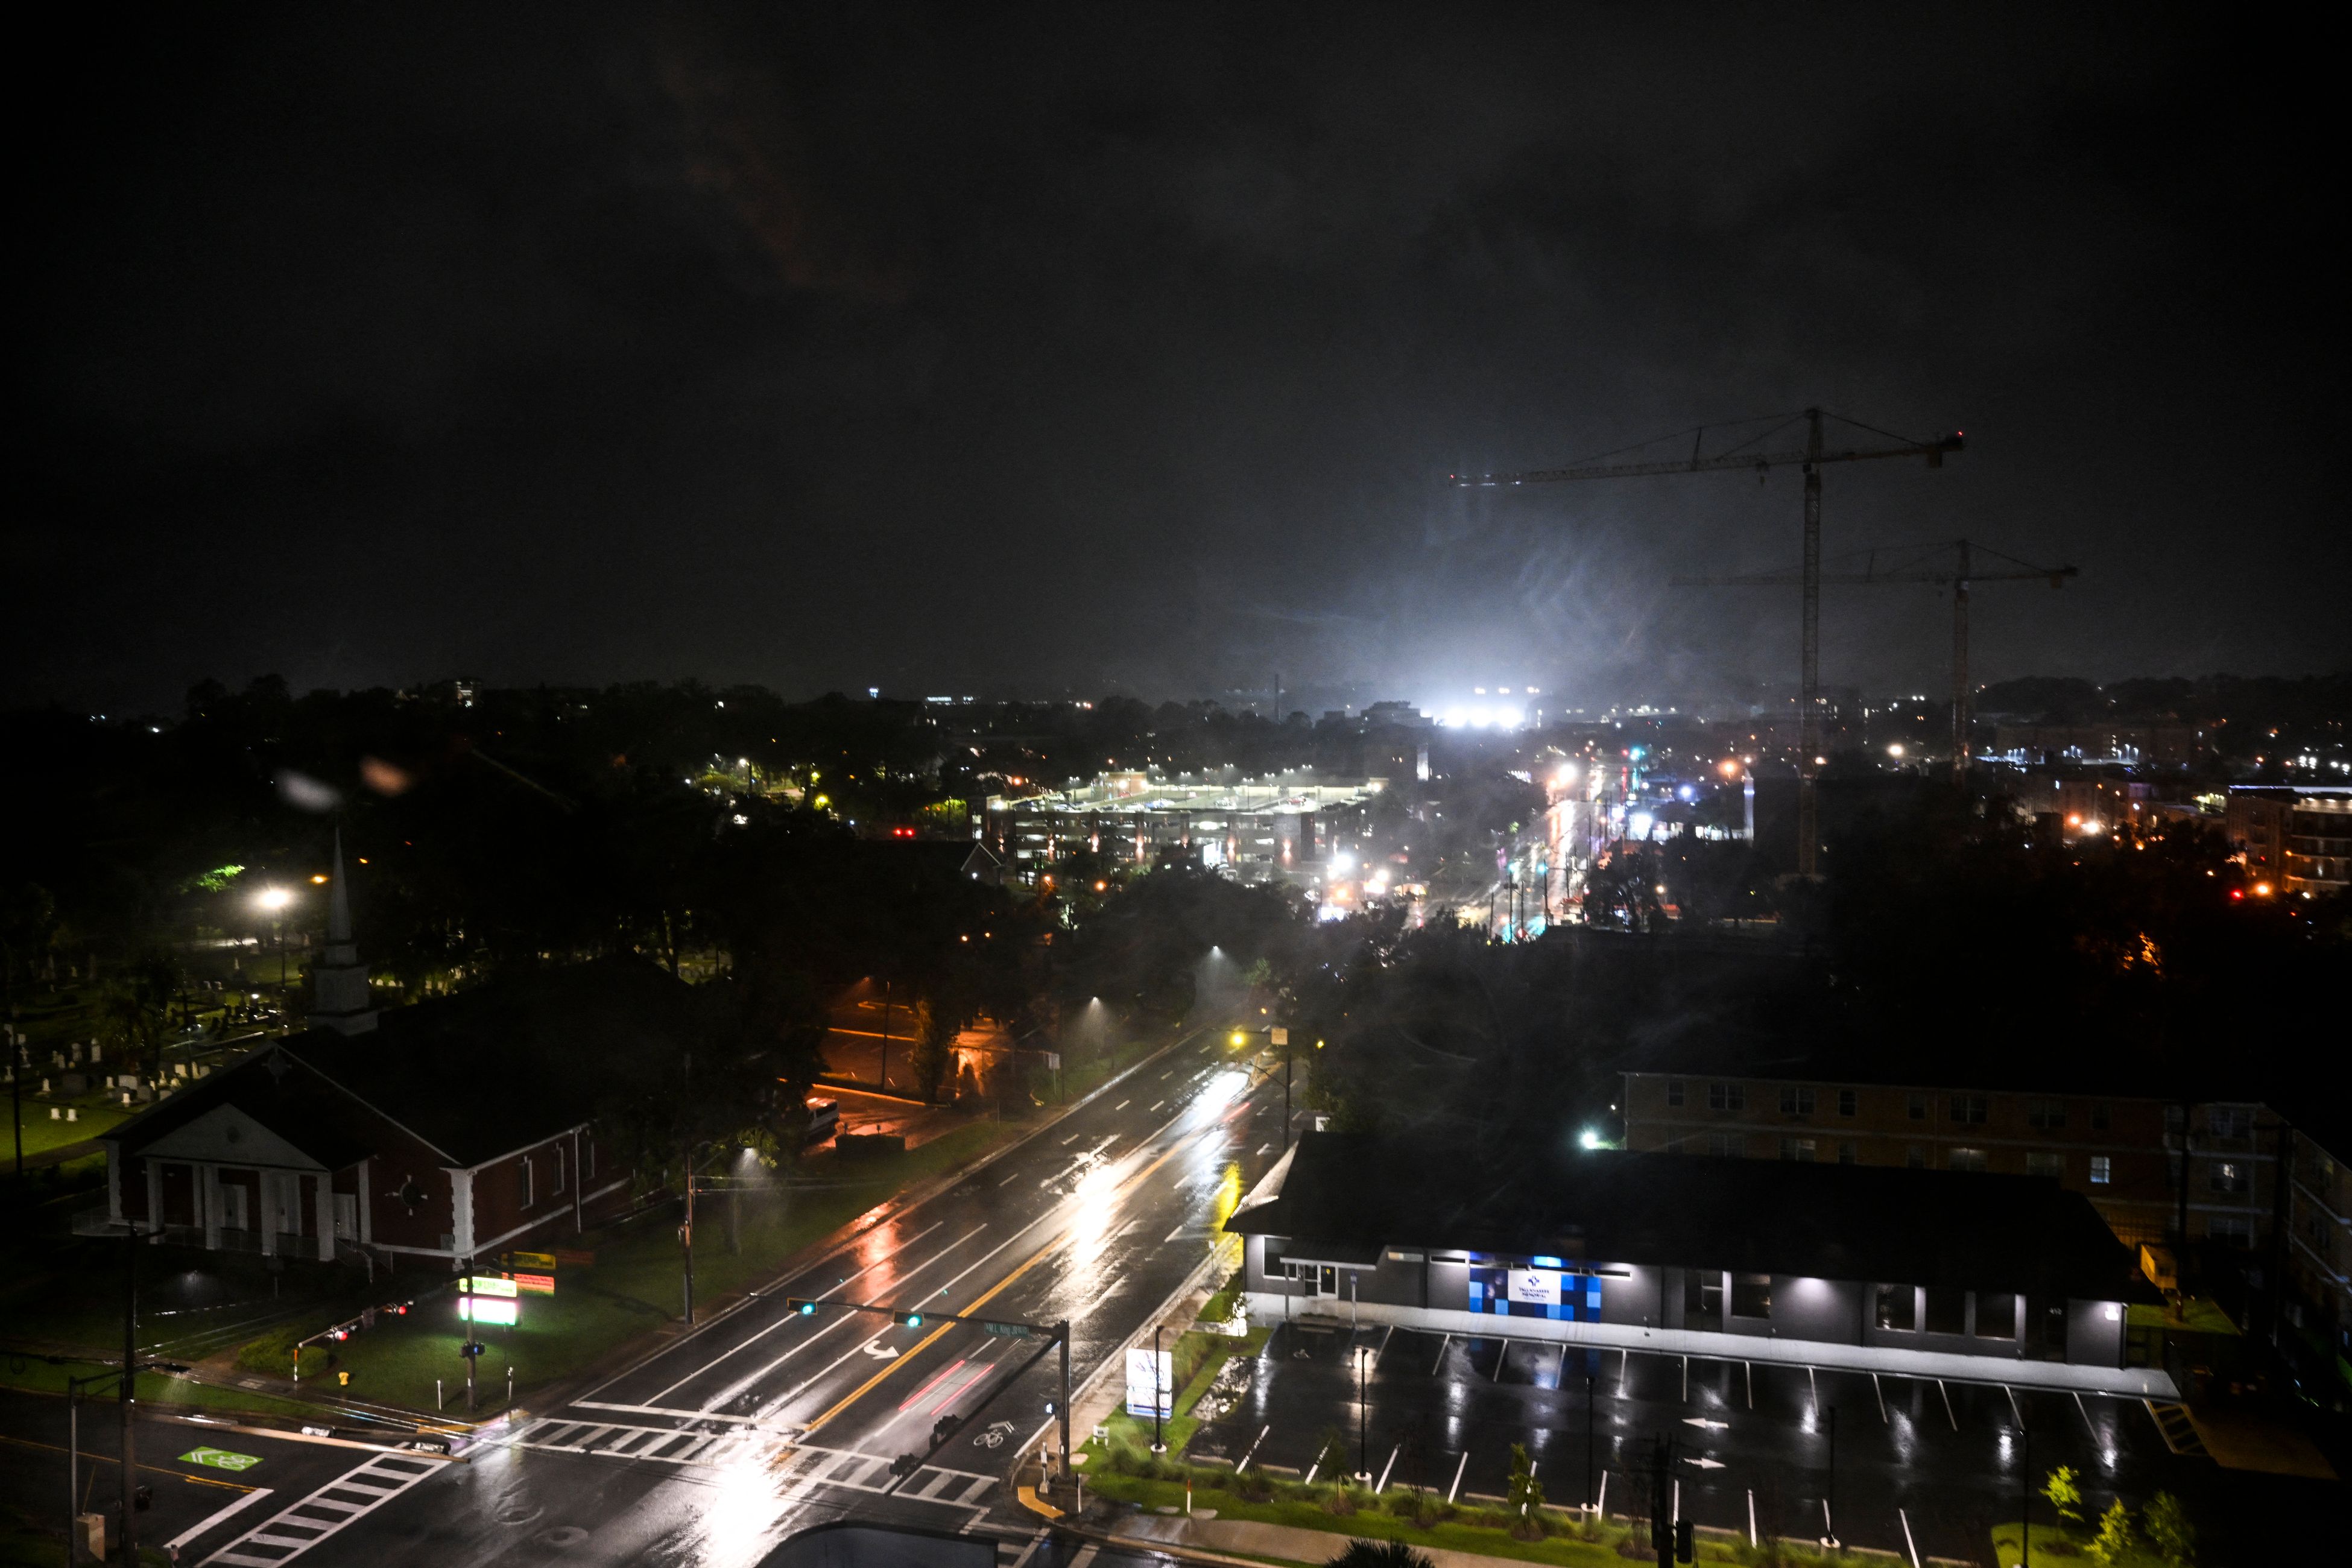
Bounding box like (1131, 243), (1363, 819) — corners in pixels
(95, 962), (693, 1269)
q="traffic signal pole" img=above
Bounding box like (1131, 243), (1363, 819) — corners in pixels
(121, 1226), (139, 1564)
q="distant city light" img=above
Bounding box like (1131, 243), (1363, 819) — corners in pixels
(1887, 744), (1905, 757)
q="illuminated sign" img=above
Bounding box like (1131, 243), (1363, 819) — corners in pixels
(461, 1276), (519, 1298)
(1506, 1269), (1562, 1306)
(1124, 1348), (1173, 1418)
(459, 1296), (518, 1326)
(505, 1250), (558, 1271)
(510, 1272), (555, 1296)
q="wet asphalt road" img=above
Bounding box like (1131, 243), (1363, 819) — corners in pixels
(194, 1028), (1288, 1567)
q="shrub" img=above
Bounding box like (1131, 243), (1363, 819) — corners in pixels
(1231, 1468), (1274, 1503)
(1321, 1485), (1359, 1516)
(2043, 1465), (2085, 1525)
(2143, 1492), (2196, 1567)
(1326, 1541), (1435, 1568)
(2085, 1499), (2134, 1566)
(1383, 1490), (1419, 1516)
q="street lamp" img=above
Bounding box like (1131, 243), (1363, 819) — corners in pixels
(1354, 1344), (1373, 1482)
(254, 887), (293, 1002)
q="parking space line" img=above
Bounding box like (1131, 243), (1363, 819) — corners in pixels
(1681, 1355), (1688, 1403)
(1597, 1470), (1609, 1517)
(1807, 1366), (1819, 1417)
(2073, 1391), (2101, 1437)
(1899, 1506), (1922, 1568)
(1448, 1450), (1469, 1503)
(1937, 1379), (1958, 1430)
(1236, 1424), (1271, 1473)
(2005, 1385), (2025, 1431)
(1376, 1444), (1399, 1492)
(1744, 1361), (1753, 1409)
(1429, 1333), (1452, 1375)
(1872, 1373), (1888, 1424)
(1747, 1488), (1758, 1545)
(1493, 1341), (1509, 1383)
(1821, 1499), (1835, 1543)
(1617, 1350), (1630, 1398)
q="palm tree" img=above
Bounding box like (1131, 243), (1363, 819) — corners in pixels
(1326, 1542), (1435, 1568)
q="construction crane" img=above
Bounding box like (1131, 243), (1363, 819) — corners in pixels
(1672, 539), (2077, 785)
(1453, 408), (1961, 875)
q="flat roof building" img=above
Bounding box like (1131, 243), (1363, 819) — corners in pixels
(1227, 1133), (2170, 1397)
(982, 770), (1383, 889)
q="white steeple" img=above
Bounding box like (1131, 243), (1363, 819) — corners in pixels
(308, 827), (378, 1035)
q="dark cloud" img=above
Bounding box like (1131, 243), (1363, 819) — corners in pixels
(11, 2), (2347, 713)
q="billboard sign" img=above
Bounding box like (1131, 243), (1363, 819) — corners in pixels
(459, 1296), (519, 1326)
(1505, 1269), (1562, 1306)
(1124, 1347), (1174, 1418)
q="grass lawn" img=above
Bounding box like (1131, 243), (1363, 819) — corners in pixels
(7, 1099), (129, 1160)
(1989, 1520), (2178, 1567)
(0, 1356), (332, 1423)
(258, 1118), (1025, 1415)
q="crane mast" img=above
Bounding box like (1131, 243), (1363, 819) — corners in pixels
(1455, 408), (1961, 874)
(1672, 538), (2077, 784)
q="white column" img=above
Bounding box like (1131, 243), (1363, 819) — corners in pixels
(201, 1162), (221, 1250)
(146, 1161), (164, 1238)
(356, 1156), (373, 1245)
(315, 1173), (334, 1262)
(259, 1171), (277, 1257)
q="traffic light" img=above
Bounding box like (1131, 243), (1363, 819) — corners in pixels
(1228, 1031), (1245, 1047)
(899, 1311), (924, 1329)
(1676, 1519), (1694, 1563)
(785, 1297), (817, 1317)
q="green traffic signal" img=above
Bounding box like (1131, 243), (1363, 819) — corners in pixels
(900, 1311), (924, 1329)
(785, 1297), (817, 1317)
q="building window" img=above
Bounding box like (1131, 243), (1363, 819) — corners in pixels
(2090, 1102), (2111, 1131)
(585, 1138), (596, 1180)
(554, 1146), (566, 1195)
(1949, 1148), (1988, 1172)
(1908, 1094), (1929, 1121)
(2207, 1215), (2254, 1246)
(1924, 1286), (1967, 1336)
(1779, 1086), (1815, 1116)
(1837, 1089), (1857, 1118)
(522, 1156), (535, 1208)
(1708, 1083), (1745, 1112)
(2208, 1107), (2243, 1139)
(1949, 1095), (1988, 1125)
(2208, 1162), (2248, 1195)
(1666, 1079), (1684, 1107)
(2027, 1099), (2066, 1130)
(1906, 1145), (1927, 1169)
(2089, 1155), (2112, 1185)
(1707, 1133), (1743, 1158)
(2026, 1152), (2064, 1180)
(1876, 1283), (1916, 1332)
(1779, 1138), (1816, 1162)
(1838, 1142), (1858, 1165)
(1663, 1135), (1684, 1154)
(1730, 1273), (1772, 1320)
(1974, 1292), (2017, 1339)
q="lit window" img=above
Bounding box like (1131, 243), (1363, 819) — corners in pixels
(1779, 1137), (1816, 1162)
(2089, 1155), (2111, 1186)
(1949, 1148), (1988, 1172)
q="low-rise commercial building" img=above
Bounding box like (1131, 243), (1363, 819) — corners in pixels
(2225, 785), (2352, 897)
(1228, 1133), (2168, 1396)
(1620, 1054), (2277, 1251)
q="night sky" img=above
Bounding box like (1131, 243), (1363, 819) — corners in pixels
(16, 4), (2348, 715)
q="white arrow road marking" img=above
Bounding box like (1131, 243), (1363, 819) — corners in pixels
(861, 1339), (901, 1359)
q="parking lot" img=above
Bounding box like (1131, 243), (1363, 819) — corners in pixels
(1181, 1318), (2202, 1562)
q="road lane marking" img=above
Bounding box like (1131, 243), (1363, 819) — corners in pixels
(697, 1224), (992, 1409)
(997, 1169), (1022, 1185)
(1447, 1449), (1468, 1502)
(1937, 1379), (1957, 1429)
(1114, 1100), (1130, 1110)
(1010, 1526), (1050, 1568)
(1060, 1132), (1082, 1145)
(1159, 1070), (1173, 1079)
(1236, 1424), (1271, 1472)
(648, 1219), (953, 1402)
(801, 1126), (1205, 1436)
(1149, 1099), (1165, 1112)
(167, 1488), (276, 1552)
(898, 1358), (971, 1413)
(1256, 1142), (1272, 1155)
(198, 1453), (442, 1568)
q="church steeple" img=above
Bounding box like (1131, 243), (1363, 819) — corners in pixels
(308, 827), (378, 1035)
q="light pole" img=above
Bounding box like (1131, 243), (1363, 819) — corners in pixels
(1355, 1344), (1371, 1482)
(255, 888), (292, 1017)
(1150, 1326), (1167, 1453)
(1822, 1403), (1839, 1549)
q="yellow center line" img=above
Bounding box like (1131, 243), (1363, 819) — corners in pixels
(798, 1128), (1203, 1438)
(0, 1432), (254, 1491)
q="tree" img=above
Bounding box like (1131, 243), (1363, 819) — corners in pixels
(2041, 1465), (2084, 1525)
(99, 949), (182, 1083)
(1506, 1441), (1544, 1516)
(2085, 1499), (2134, 1564)
(2142, 1491), (2196, 1566)
(1326, 1542), (1434, 1568)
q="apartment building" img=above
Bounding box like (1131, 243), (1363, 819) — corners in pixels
(982, 770), (1383, 888)
(1620, 1052), (2277, 1251)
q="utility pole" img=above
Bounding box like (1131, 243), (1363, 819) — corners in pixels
(1150, 1326), (1166, 1453)
(120, 1225), (139, 1566)
(1585, 1371), (1596, 1513)
(1458, 408), (1961, 874)
(1824, 1404), (1838, 1548)
(681, 1159), (697, 1326)
(877, 978), (892, 1093)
